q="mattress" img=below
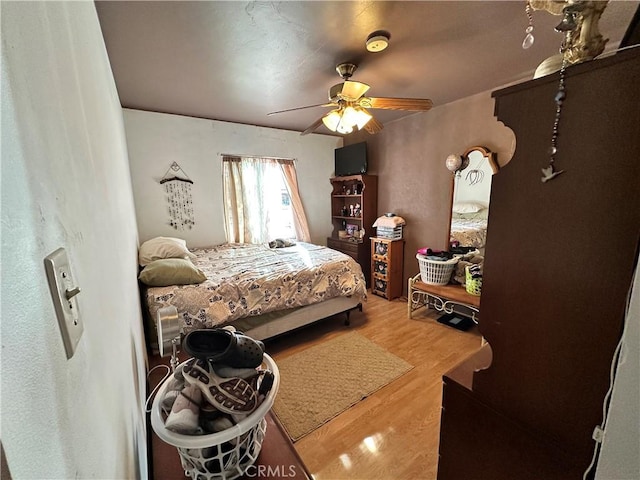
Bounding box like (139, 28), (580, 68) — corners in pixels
(450, 212), (488, 249)
(143, 242), (367, 332)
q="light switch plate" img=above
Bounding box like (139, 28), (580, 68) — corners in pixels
(44, 247), (83, 359)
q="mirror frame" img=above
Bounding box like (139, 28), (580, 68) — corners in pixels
(445, 145), (499, 248)
(462, 145), (499, 174)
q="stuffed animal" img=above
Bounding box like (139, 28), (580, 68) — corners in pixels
(268, 238), (296, 248)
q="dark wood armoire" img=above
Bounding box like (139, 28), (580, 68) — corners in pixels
(437, 48), (640, 479)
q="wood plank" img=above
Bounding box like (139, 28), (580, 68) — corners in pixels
(267, 293), (483, 480)
(412, 281), (481, 308)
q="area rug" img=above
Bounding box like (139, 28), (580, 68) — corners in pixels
(271, 331), (414, 441)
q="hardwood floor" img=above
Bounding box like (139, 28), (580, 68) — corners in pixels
(147, 292), (482, 479)
(265, 292), (483, 480)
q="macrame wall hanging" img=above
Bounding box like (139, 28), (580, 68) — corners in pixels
(159, 162), (195, 230)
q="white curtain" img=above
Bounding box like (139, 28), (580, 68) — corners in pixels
(222, 156), (310, 244)
(278, 159), (311, 242)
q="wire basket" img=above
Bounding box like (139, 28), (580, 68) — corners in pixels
(416, 254), (459, 285)
(151, 354), (280, 480)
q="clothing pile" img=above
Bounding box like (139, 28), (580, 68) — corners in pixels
(161, 327), (274, 436)
(452, 251), (484, 286)
(416, 247), (454, 261)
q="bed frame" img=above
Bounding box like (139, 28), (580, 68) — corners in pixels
(151, 296), (362, 353)
(232, 296), (362, 340)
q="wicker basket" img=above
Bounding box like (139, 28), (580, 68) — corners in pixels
(416, 254), (458, 285)
(151, 354), (280, 480)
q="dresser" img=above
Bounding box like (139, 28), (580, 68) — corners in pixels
(437, 49), (640, 479)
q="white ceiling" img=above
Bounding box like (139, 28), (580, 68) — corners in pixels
(95, 1), (638, 135)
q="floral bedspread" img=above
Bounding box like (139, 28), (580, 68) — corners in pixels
(450, 215), (488, 248)
(144, 242), (367, 331)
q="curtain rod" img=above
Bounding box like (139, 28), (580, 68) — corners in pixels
(220, 153), (296, 161)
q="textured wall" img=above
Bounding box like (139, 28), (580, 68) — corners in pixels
(595, 257), (640, 479)
(124, 109), (342, 248)
(1, 2), (147, 478)
(348, 91), (515, 289)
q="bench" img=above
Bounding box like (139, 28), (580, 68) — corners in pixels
(408, 273), (480, 322)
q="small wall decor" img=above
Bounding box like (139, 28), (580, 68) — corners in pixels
(159, 162), (195, 230)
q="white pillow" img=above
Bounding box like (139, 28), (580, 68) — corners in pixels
(452, 202), (486, 214)
(138, 236), (196, 266)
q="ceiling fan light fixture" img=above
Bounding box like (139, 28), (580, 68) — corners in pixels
(323, 105), (372, 134)
(341, 106), (358, 126)
(322, 110), (342, 132)
(366, 31), (390, 52)
(336, 116), (353, 134)
(354, 108), (372, 130)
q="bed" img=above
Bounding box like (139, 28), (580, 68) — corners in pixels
(140, 241), (367, 348)
(449, 209), (488, 250)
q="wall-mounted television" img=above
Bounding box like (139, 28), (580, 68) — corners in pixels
(335, 142), (367, 176)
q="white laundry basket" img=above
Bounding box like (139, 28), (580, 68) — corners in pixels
(416, 254), (459, 285)
(151, 354), (280, 480)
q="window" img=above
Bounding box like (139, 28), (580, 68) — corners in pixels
(222, 156), (310, 244)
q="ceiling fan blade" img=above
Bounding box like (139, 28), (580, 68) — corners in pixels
(340, 81), (370, 101)
(268, 103), (335, 116)
(362, 97), (433, 111)
(362, 113), (384, 134)
(300, 116), (325, 136)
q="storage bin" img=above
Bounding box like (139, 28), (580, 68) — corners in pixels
(151, 354), (280, 480)
(416, 254), (458, 285)
(465, 266), (482, 296)
(376, 225), (403, 240)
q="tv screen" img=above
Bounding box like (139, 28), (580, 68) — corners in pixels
(335, 142), (367, 176)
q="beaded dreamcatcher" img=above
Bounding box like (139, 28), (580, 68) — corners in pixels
(159, 162), (195, 230)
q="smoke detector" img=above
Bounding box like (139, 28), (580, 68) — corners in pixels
(366, 31), (390, 52)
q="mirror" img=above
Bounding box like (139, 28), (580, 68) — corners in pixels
(448, 146), (498, 254)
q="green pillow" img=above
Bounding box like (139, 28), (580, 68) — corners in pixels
(138, 258), (207, 287)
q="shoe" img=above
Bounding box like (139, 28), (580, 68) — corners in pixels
(200, 401), (227, 434)
(209, 415), (235, 433)
(257, 370), (275, 396)
(183, 358), (258, 415)
(165, 384), (203, 434)
(213, 364), (260, 380)
(183, 329), (265, 368)
(161, 375), (186, 410)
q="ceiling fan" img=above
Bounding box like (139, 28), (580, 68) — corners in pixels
(268, 62), (433, 136)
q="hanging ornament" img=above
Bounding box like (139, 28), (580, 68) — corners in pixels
(541, 52), (567, 183)
(522, 1), (535, 49)
(465, 168), (485, 186)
